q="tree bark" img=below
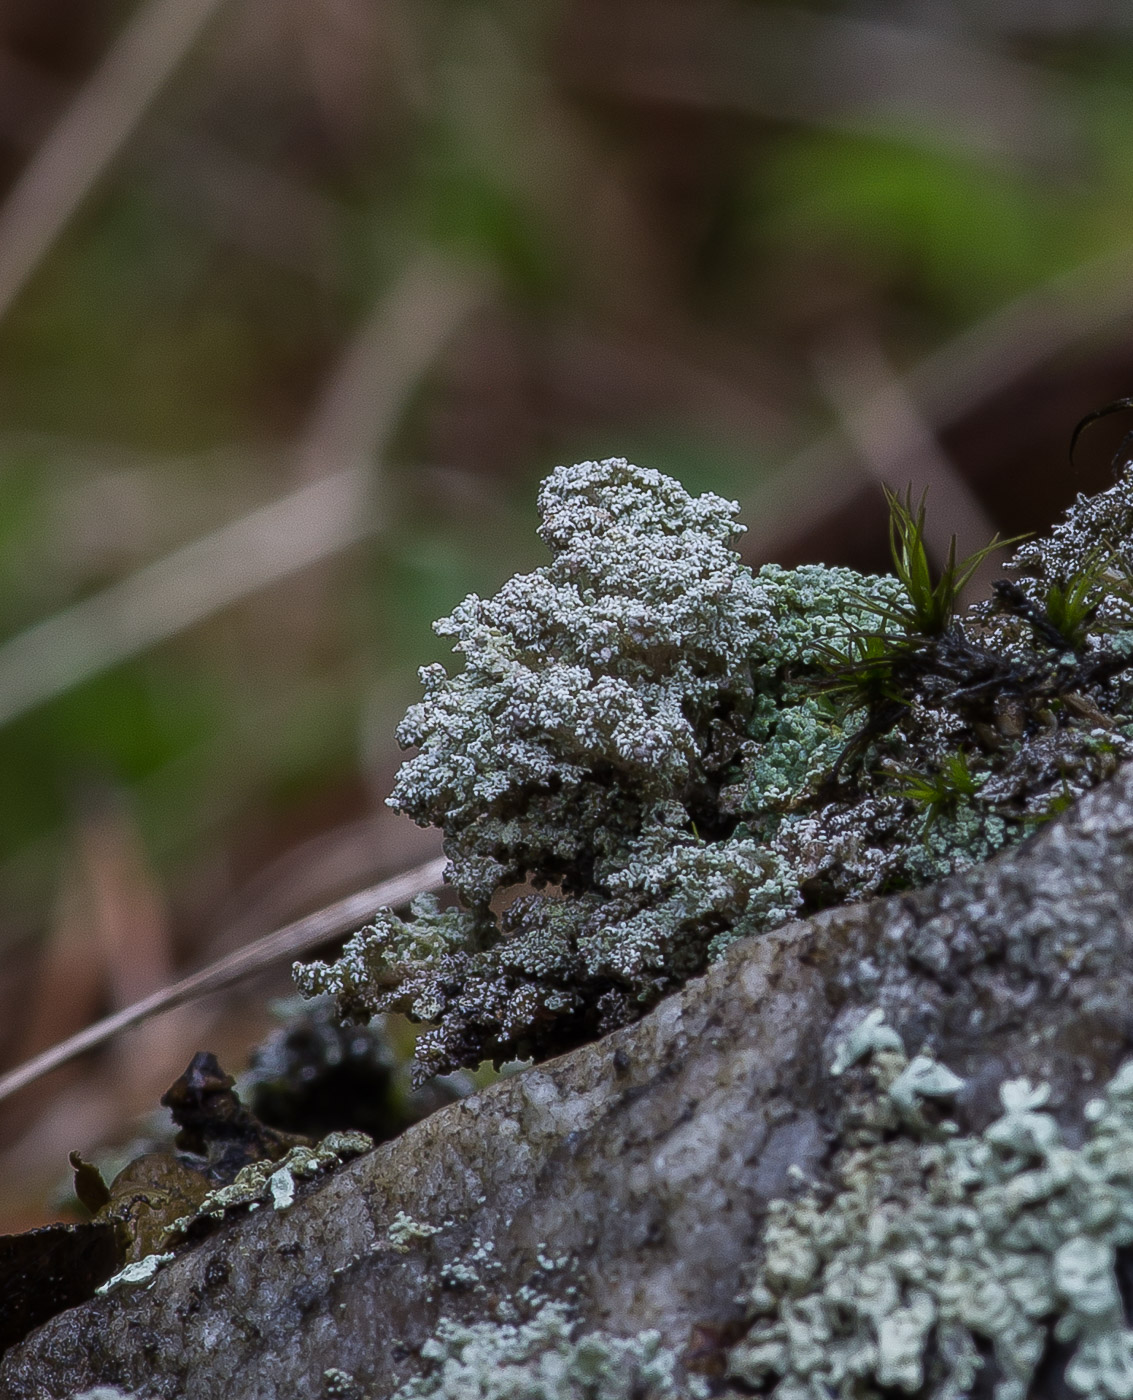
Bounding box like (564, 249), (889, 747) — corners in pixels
(6, 762), (1133, 1399)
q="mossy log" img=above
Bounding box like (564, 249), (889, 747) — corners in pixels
(6, 761), (1133, 1399)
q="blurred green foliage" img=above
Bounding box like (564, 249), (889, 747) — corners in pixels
(760, 136), (1065, 318)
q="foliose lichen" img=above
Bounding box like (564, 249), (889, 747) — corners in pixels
(391, 1302), (692, 1400)
(729, 1011), (1133, 1400)
(71, 1390), (141, 1400)
(95, 1251), (175, 1297)
(387, 1210), (443, 1253)
(166, 1130), (372, 1237)
(295, 458), (1133, 1080)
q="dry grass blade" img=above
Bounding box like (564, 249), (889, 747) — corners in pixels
(564, 2), (1074, 168)
(0, 44), (347, 282)
(0, 468), (370, 730)
(0, 255), (485, 730)
(76, 790), (204, 1106)
(0, 854), (447, 1105)
(296, 255), (485, 482)
(3, 860), (105, 1119)
(812, 325), (1001, 584)
(742, 244), (1133, 563)
(0, 0), (231, 326)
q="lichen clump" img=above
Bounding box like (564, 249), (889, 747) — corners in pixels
(166, 1130), (372, 1237)
(295, 458), (1133, 1079)
(730, 1016), (1133, 1400)
(392, 1302), (689, 1400)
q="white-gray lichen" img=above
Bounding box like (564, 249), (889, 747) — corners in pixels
(323, 1369), (363, 1400)
(829, 1007), (905, 1075)
(71, 1390), (143, 1400)
(729, 1012), (1133, 1399)
(166, 1130), (372, 1236)
(388, 1210), (443, 1253)
(295, 458), (1133, 1081)
(391, 1302), (695, 1400)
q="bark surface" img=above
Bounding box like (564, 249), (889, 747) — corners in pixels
(6, 763), (1133, 1399)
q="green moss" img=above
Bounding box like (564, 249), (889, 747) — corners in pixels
(729, 1013), (1133, 1400)
(879, 484), (1022, 637)
(893, 750), (983, 830)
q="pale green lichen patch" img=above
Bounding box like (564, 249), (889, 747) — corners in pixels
(295, 458), (1133, 1081)
(167, 1130), (371, 1236)
(268, 1165), (296, 1211)
(323, 1369), (363, 1400)
(391, 1302), (696, 1400)
(387, 1210), (443, 1253)
(438, 1236), (503, 1295)
(729, 1012), (1133, 1399)
(829, 1006), (905, 1074)
(95, 1250), (175, 1296)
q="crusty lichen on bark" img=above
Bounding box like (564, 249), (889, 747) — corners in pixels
(295, 458), (1133, 1081)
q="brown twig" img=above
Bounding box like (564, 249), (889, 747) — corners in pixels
(0, 855), (447, 1105)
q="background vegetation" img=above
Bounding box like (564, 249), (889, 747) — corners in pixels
(4, 0), (1133, 1226)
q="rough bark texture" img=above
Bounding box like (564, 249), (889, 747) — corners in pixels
(7, 763), (1133, 1399)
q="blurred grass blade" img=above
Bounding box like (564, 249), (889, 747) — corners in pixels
(744, 245), (1133, 563)
(0, 468), (371, 729)
(566, 4), (1072, 168)
(297, 255), (486, 483)
(6, 860), (105, 1112)
(76, 787), (202, 1104)
(812, 325), (1001, 601)
(0, 0), (231, 325)
(0, 854), (447, 1105)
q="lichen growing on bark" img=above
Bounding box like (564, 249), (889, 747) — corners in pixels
(166, 1130), (372, 1238)
(295, 458), (1133, 1081)
(729, 1012), (1133, 1400)
(391, 1303), (692, 1400)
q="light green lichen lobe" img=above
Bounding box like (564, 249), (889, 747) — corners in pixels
(295, 458), (1133, 1079)
(392, 1302), (696, 1400)
(730, 1012), (1133, 1399)
(167, 1130), (372, 1236)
